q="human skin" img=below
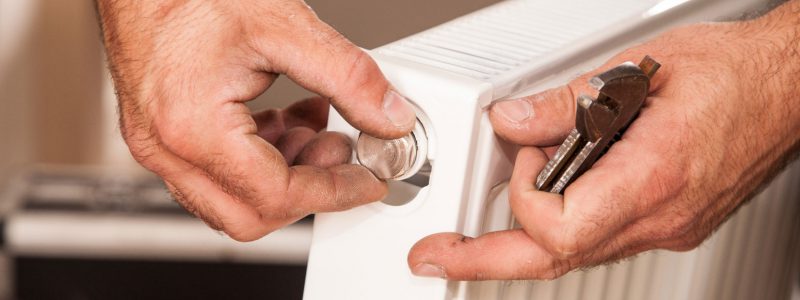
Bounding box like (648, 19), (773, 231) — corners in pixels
(95, 0), (417, 241)
(409, 1), (800, 280)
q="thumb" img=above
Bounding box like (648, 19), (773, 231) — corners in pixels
(258, 6), (415, 139)
(488, 51), (660, 147)
(488, 73), (597, 146)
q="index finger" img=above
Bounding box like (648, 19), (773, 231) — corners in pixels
(249, 4), (416, 139)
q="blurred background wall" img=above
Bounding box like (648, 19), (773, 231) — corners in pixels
(0, 0), (501, 184)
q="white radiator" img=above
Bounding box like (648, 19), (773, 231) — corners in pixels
(304, 0), (800, 299)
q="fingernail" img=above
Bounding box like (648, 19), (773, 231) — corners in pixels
(492, 99), (531, 123)
(412, 263), (446, 278)
(383, 90), (416, 128)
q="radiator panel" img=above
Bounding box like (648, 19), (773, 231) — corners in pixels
(305, 0), (798, 299)
(380, 0), (656, 82)
(478, 164), (800, 300)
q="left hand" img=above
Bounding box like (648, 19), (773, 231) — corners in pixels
(406, 3), (800, 280)
(96, 0), (416, 241)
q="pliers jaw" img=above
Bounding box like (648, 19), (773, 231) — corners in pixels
(536, 56), (661, 194)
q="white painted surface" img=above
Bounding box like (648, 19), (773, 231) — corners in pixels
(305, 54), (494, 300)
(305, 0), (798, 299)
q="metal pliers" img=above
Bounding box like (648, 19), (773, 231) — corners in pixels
(536, 56), (661, 194)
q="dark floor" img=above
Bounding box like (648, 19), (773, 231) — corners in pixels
(15, 257), (306, 300)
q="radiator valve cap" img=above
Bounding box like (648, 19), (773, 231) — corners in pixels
(356, 119), (428, 181)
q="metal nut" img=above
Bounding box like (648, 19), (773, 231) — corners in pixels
(356, 119), (428, 180)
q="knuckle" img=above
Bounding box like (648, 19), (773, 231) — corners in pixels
(343, 48), (369, 73)
(536, 258), (573, 280)
(254, 199), (297, 220)
(556, 84), (577, 119)
(225, 226), (270, 242)
(664, 232), (705, 252)
(286, 0), (318, 19)
(544, 230), (581, 260)
(559, 85), (577, 121)
(169, 188), (200, 219)
(167, 184), (274, 243)
(168, 186), (225, 234)
(119, 107), (162, 166)
(534, 85), (578, 145)
(538, 269), (563, 281)
(317, 23), (349, 46)
(337, 49), (379, 95)
(124, 136), (160, 166)
(254, 203), (280, 219)
(659, 213), (697, 241)
(647, 155), (689, 201)
(153, 114), (195, 157)
(673, 220), (713, 251)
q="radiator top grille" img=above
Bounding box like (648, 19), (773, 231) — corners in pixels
(376, 0), (659, 96)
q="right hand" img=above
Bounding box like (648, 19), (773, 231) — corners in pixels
(407, 1), (800, 279)
(96, 0), (417, 241)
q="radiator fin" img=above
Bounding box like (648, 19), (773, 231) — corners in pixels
(377, 0), (657, 83)
(480, 162), (800, 300)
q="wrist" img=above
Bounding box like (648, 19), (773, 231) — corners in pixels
(740, 1), (800, 141)
(766, 2), (800, 143)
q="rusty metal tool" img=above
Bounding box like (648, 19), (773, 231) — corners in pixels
(536, 56), (660, 194)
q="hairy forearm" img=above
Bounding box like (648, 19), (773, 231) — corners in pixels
(754, 1), (800, 141)
(760, 1), (800, 163)
(725, 0), (800, 205)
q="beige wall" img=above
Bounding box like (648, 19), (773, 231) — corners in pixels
(0, 0), (104, 175)
(31, 1), (105, 164)
(0, 0), (36, 184)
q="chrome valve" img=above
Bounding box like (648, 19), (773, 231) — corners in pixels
(356, 119), (429, 181)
